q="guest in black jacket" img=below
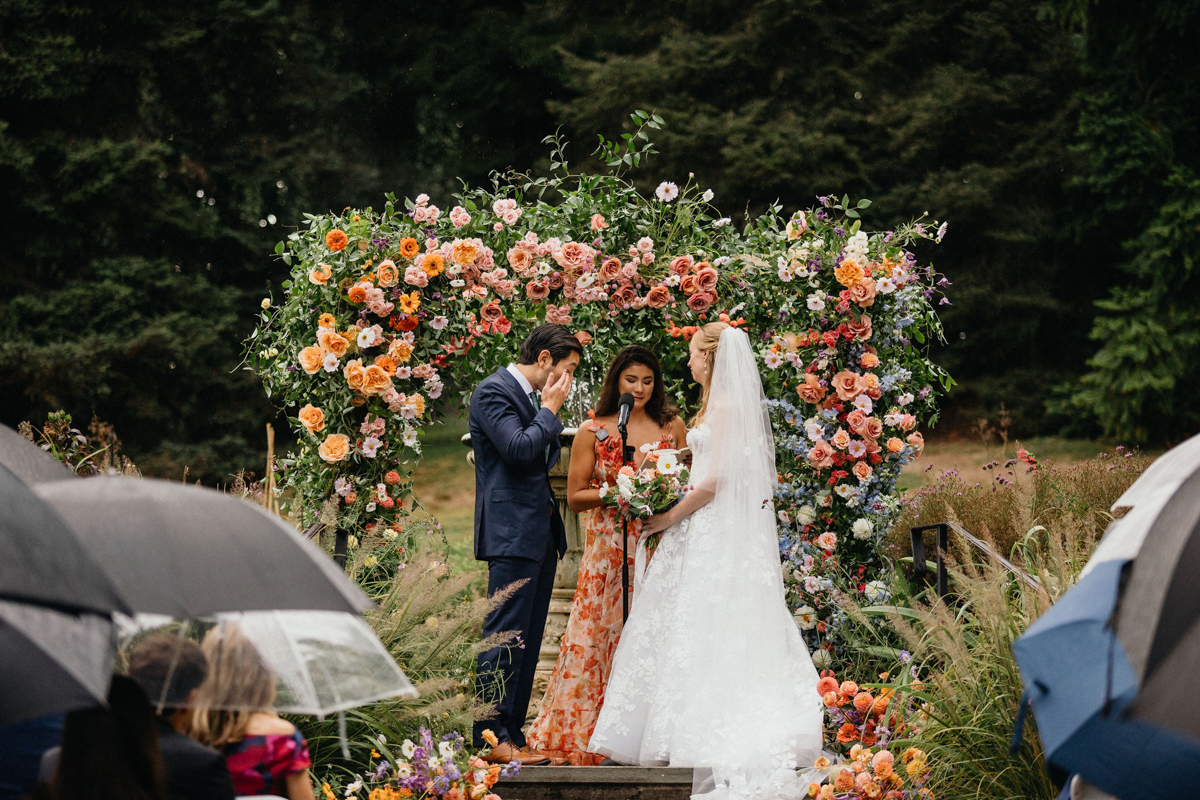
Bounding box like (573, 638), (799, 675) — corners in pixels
(41, 635), (235, 800)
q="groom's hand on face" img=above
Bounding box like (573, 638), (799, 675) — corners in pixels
(541, 368), (573, 415)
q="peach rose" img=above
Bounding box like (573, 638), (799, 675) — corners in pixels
(318, 433), (350, 463)
(853, 461), (873, 481)
(308, 262), (332, 285)
(612, 284), (638, 309)
(555, 241), (594, 272)
(846, 409), (868, 434)
(547, 271), (564, 290)
(849, 276), (877, 307)
(686, 291), (713, 314)
(860, 351), (880, 370)
(847, 313), (873, 341)
(862, 373), (880, 393)
(808, 439), (835, 469)
(297, 404), (325, 433)
(864, 418), (884, 440)
(816, 532), (837, 550)
(798, 374), (826, 404)
(832, 371), (864, 401)
(344, 359), (368, 394)
(900, 414), (917, 432)
(525, 280), (550, 300)
(679, 275), (698, 295)
(452, 240), (480, 266)
(376, 260), (399, 287)
(646, 285), (672, 309)
(907, 431), (925, 452)
(362, 365), (392, 396)
(507, 246), (534, 276)
(886, 437), (904, 454)
(695, 267), (719, 293)
(297, 346), (324, 375)
(318, 329), (349, 358)
(669, 255), (694, 276)
(830, 428), (852, 450)
(480, 300), (504, 324)
(590, 213), (608, 231)
(598, 257), (622, 282)
(389, 340), (414, 362)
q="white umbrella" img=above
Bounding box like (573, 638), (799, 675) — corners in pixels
(1081, 433), (1200, 577)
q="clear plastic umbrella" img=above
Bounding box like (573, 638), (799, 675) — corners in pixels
(124, 610), (417, 716)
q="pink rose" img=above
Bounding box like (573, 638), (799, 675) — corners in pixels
(816, 532), (837, 550)
(695, 266), (719, 293)
(669, 255), (694, 276)
(832, 371), (865, 401)
(554, 241), (594, 272)
(853, 461), (874, 481)
(686, 292), (713, 314)
(590, 213), (608, 231)
(525, 280), (550, 301)
(646, 285), (672, 309)
(907, 431), (925, 452)
(598, 257), (622, 282)
(808, 439), (835, 469)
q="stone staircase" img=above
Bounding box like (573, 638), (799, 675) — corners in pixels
(497, 766), (694, 800)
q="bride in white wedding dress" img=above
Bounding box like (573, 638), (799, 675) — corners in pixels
(588, 322), (824, 799)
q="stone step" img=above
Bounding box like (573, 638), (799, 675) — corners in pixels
(498, 766), (694, 800)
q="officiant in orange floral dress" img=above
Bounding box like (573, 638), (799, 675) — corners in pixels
(526, 346), (687, 764)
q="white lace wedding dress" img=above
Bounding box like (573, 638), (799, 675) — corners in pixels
(588, 328), (823, 800)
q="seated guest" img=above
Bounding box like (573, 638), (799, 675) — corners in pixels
(127, 635), (237, 800)
(189, 625), (316, 800)
(42, 675), (166, 800)
(0, 714), (62, 799)
(38, 636), (235, 800)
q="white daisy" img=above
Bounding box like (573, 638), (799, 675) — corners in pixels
(655, 181), (680, 202)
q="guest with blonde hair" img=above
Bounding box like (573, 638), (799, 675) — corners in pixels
(189, 625), (316, 800)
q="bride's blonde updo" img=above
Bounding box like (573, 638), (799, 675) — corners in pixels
(691, 320), (730, 426)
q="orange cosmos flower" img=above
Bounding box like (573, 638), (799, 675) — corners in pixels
(325, 229), (349, 252)
(374, 355), (398, 376)
(399, 237), (421, 258)
(398, 292), (421, 315)
(347, 285), (367, 303)
(422, 253), (445, 277)
(318, 313), (337, 329)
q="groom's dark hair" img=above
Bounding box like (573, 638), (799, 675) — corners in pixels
(518, 324), (583, 365)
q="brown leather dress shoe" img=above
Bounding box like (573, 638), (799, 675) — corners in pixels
(521, 746), (570, 766)
(482, 741), (551, 766)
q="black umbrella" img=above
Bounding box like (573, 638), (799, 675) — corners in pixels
(1113, 465), (1200, 741)
(33, 476), (370, 617)
(0, 599), (115, 726)
(0, 423), (77, 485)
(0, 462), (130, 616)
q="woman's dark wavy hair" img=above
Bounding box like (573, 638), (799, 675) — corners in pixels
(595, 345), (677, 427)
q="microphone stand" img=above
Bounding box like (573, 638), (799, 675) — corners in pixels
(619, 418), (634, 624)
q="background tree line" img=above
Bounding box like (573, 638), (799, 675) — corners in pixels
(2, 0), (1196, 483)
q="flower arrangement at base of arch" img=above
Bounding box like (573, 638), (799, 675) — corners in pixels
(245, 115), (950, 614)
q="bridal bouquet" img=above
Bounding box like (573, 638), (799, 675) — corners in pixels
(599, 444), (689, 542)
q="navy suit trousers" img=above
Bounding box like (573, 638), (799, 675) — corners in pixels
(473, 535), (558, 749)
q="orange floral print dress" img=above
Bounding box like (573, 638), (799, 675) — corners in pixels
(526, 424), (674, 764)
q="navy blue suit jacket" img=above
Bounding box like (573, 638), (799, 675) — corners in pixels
(470, 368), (567, 561)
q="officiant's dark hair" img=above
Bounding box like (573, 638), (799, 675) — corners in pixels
(595, 346), (677, 427)
(518, 323), (583, 365)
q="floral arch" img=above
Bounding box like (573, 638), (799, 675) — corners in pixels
(246, 114), (951, 655)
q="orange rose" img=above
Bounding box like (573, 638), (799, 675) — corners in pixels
(886, 437), (904, 454)
(849, 276), (877, 307)
(297, 404), (325, 433)
(347, 285), (367, 303)
(598, 258), (622, 282)
(832, 370), (864, 401)
(377, 260), (399, 287)
(421, 253), (445, 277)
(318, 329), (349, 357)
(860, 351), (880, 369)
(798, 374), (826, 404)
(318, 433), (351, 463)
(397, 237), (419, 259)
(297, 346), (324, 375)
(344, 359), (368, 393)
(325, 229), (348, 252)
(590, 213), (608, 231)
(309, 262), (332, 285)
(695, 267), (719, 293)
(318, 313), (337, 329)
(525, 280), (550, 300)
(452, 240), (479, 266)
(389, 340), (414, 362)
(835, 260), (863, 287)
(680, 275), (698, 295)
(646, 285), (672, 308)
(853, 461), (873, 481)
(362, 364), (392, 396)
(374, 355), (398, 376)
(507, 247), (533, 275)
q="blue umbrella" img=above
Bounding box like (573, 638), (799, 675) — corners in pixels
(1013, 558), (1200, 799)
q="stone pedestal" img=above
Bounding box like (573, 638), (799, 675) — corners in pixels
(463, 430), (585, 727)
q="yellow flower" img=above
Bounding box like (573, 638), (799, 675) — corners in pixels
(481, 729), (499, 748)
(261, 298), (271, 309)
(322, 783), (336, 800)
(398, 292), (421, 315)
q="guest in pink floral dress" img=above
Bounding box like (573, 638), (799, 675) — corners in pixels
(527, 346), (687, 764)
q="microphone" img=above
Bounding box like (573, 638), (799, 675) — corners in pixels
(617, 393), (634, 431)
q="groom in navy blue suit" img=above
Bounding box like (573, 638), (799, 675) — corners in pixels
(471, 324), (581, 765)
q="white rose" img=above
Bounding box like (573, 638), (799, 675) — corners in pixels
(864, 580), (889, 603)
(811, 649), (832, 669)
